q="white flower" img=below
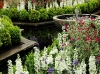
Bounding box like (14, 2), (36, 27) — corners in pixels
(24, 71), (29, 74)
(34, 47), (40, 73)
(8, 60), (13, 74)
(42, 47), (48, 56)
(55, 55), (67, 72)
(40, 55), (48, 70)
(49, 46), (58, 55)
(89, 55), (97, 74)
(46, 55), (53, 64)
(15, 54), (23, 74)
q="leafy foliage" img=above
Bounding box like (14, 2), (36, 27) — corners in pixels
(8, 26), (21, 44)
(39, 8), (48, 21)
(0, 9), (9, 17)
(0, 28), (11, 47)
(55, 7), (64, 15)
(47, 8), (56, 20)
(29, 10), (40, 22)
(25, 51), (35, 74)
(19, 9), (29, 21)
(0, 16), (21, 48)
(9, 8), (19, 20)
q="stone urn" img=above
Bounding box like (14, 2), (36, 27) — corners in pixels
(53, 14), (100, 30)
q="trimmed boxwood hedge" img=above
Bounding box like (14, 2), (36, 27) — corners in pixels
(0, 0), (99, 22)
(19, 9), (29, 21)
(8, 26), (21, 44)
(0, 28), (11, 47)
(29, 10), (40, 22)
(0, 16), (21, 48)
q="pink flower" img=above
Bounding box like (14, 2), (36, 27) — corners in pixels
(91, 17), (95, 20)
(62, 44), (65, 47)
(85, 47), (88, 50)
(97, 56), (100, 61)
(86, 35), (92, 42)
(78, 27), (81, 31)
(79, 20), (84, 25)
(91, 23), (95, 27)
(86, 27), (90, 31)
(95, 37), (99, 42)
(94, 30), (97, 35)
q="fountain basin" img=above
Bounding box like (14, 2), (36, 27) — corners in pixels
(53, 14), (100, 30)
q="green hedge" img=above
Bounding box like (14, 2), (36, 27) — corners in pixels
(8, 26), (21, 44)
(29, 10), (40, 22)
(0, 0), (99, 22)
(0, 16), (21, 48)
(19, 9), (29, 21)
(9, 8), (19, 21)
(39, 8), (48, 21)
(0, 28), (11, 47)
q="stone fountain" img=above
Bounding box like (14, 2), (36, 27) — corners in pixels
(53, 7), (100, 30)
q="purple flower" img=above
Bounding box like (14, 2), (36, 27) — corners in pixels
(96, 60), (99, 65)
(48, 67), (54, 74)
(35, 42), (39, 46)
(40, 67), (42, 70)
(42, 57), (46, 61)
(32, 36), (37, 41)
(73, 60), (78, 67)
(20, 72), (24, 74)
(60, 58), (63, 62)
(61, 47), (64, 50)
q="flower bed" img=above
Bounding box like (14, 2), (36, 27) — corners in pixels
(23, 16), (100, 74)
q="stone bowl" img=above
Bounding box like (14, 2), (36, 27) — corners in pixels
(53, 14), (100, 30)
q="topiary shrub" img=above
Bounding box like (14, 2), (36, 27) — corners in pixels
(8, 26), (21, 44)
(1, 17), (13, 28)
(1, 15), (13, 24)
(0, 28), (11, 47)
(0, 15), (21, 48)
(47, 8), (56, 20)
(19, 9), (29, 21)
(9, 8), (19, 21)
(55, 7), (64, 15)
(0, 9), (9, 17)
(29, 10), (40, 22)
(63, 6), (73, 14)
(39, 8), (48, 21)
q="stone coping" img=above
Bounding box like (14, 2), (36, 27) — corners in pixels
(0, 36), (36, 63)
(13, 21), (54, 26)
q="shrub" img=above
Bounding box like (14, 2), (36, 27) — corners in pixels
(19, 9), (29, 21)
(0, 16), (21, 48)
(9, 8), (19, 21)
(1, 15), (13, 25)
(29, 10), (40, 22)
(47, 8), (56, 20)
(8, 26), (21, 44)
(55, 7), (64, 15)
(1, 18), (13, 28)
(0, 9), (9, 17)
(0, 28), (11, 47)
(63, 6), (74, 14)
(39, 8), (48, 21)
